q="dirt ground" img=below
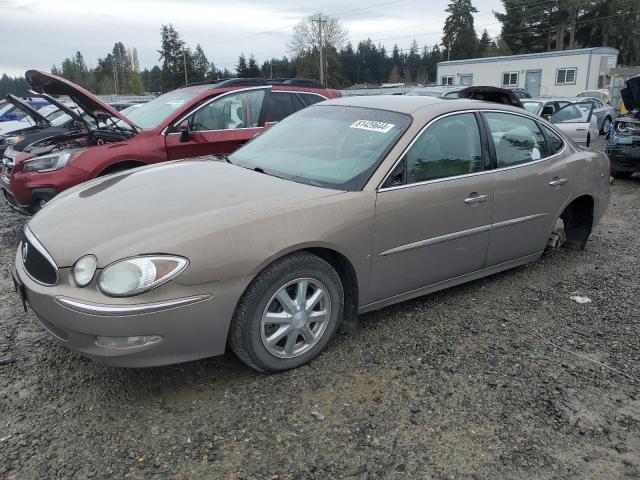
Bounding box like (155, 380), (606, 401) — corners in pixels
(1, 138), (639, 479)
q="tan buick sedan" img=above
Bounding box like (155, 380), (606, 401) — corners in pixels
(12, 96), (610, 372)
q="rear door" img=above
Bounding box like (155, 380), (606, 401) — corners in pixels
(165, 87), (270, 160)
(549, 102), (594, 146)
(482, 111), (571, 265)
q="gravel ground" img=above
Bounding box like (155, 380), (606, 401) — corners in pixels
(1, 138), (639, 479)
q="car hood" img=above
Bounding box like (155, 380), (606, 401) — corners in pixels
(27, 160), (342, 268)
(621, 76), (640, 113)
(3, 94), (50, 126)
(25, 70), (139, 131)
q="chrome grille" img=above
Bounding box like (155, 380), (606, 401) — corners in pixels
(21, 228), (58, 286)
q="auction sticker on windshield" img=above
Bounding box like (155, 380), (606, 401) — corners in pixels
(350, 120), (395, 133)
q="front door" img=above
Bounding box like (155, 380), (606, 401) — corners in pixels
(549, 101), (595, 146)
(165, 87), (269, 160)
(525, 70), (541, 97)
(482, 111), (571, 266)
(371, 112), (493, 301)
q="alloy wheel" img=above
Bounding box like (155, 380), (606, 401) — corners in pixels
(260, 278), (331, 358)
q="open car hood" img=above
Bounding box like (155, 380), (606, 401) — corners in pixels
(3, 94), (50, 126)
(458, 86), (524, 108)
(25, 70), (140, 131)
(621, 76), (640, 113)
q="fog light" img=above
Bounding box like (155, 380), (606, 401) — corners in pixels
(95, 335), (162, 349)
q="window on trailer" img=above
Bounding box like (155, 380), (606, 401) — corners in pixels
(502, 72), (519, 87)
(556, 68), (576, 85)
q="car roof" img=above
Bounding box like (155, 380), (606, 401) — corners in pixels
(321, 95), (527, 117)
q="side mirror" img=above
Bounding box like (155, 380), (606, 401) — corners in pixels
(179, 120), (191, 142)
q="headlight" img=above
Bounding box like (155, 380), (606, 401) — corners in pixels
(73, 254), (97, 287)
(22, 149), (85, 173)
(97, 255), (188, 297)
(615, 121), (640, 136)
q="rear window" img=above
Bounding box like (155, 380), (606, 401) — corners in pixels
(483, 112), (549, 168)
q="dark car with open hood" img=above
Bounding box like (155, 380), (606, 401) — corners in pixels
(606, 76), (640, 178)
(1, 71), (340, 214)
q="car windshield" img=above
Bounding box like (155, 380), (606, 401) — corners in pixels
(523, 102), (542, 114)
(120, 90), (200, 129)
(229, 105), (412, 191)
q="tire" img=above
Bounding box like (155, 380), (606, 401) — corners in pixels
(611, 168), (632, 179)
(228, 252), (344, 373)
(600, 116), (612, 135)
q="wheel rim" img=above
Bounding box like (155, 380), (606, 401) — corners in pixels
(603, 118), (611, 132)
(260, 277), (331, 359)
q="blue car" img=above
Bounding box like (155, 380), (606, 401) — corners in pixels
(0, 97), (50, 122)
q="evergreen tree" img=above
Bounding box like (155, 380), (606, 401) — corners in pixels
(478, 30), (491, 57)
(442, 0), (479, 60)
(191, 44), (210, 82)
(158, 24), (185, 91)
(247, 54), (261, 77)
(236, 54), (248, 77)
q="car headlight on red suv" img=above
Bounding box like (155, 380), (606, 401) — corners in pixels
(22, 149), (86, 172)
(97, 255), (188, 297)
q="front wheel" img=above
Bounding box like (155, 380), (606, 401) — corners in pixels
(600, 116), (612, 135)
(228, 252), (344, 373)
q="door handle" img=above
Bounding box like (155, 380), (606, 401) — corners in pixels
(549, 178), (568, 187)
(464, 193), (488, 204)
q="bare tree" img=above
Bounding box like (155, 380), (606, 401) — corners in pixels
(290, 13), (348, 84)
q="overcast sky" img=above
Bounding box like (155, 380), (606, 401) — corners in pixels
(0, 0), (504, 76)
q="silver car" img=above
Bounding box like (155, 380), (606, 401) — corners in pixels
(12, 96), (610, 372)
(523, 98), (600, 146)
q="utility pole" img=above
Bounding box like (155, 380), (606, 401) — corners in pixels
(112, 58), (118, 95)
(183, 48), (188, 85)
(312, 15), (327, 87)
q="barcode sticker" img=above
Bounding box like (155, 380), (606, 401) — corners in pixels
(350, 120), (395, 133)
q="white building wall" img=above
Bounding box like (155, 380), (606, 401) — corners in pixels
(436, 48), (618, 97)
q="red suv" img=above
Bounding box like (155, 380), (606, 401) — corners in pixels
(2, 71), (340, 214)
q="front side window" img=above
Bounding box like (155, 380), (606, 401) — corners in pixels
(190, 89), (266, 131)
(502, 72), (519, 87)
(550, 102), (592, 124)
(441, 76), (454, 86)
(484, 112), (549, 168)
(401, 113), (482, 185)
(556, 68), (576, 85)
(298, 93), (326, 106)
(229, 105), (411, 191)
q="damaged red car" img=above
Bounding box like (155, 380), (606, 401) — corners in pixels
(2, 71), (340, 213)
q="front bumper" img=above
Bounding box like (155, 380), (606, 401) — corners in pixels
(13, 248), (248, 367)
(606, 135), (640, 172)
(2, 186), (58, 215)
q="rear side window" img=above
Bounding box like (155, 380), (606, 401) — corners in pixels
(484, 112), (549, 168)
(265, 92), (295, 123)
(542, 125), (564, 154)
(403, 112), (482, 184)
(298, 93), (326, 106)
